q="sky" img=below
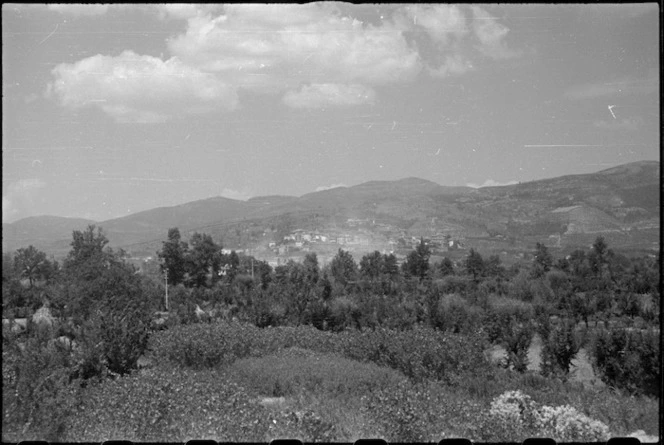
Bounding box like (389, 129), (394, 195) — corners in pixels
(2, 3), (660, 223)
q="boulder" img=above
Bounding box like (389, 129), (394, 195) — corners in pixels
(32, 306), (55, 328)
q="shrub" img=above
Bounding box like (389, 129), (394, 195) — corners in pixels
(429, 293), (484, 335)
(227, 347), (408, 398)
(539, 318), (585, 379)
(64, 367), (269, 441)
(588, 327), (660, 397)
(3, 332), (83, 442)
(484, 296), (534, 343)
(477, 390), (610, 442)
(147, 321), (492, 385)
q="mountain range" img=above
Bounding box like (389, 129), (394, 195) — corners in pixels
(2, 160), (660, 260)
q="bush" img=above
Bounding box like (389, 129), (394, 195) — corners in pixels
(65, 367), (270, 441)
(3, 331), (83, 442)
(147, 321), (492, 385)
(476, 390), (610, 442)
(539, 318), (585, 379)
(484, 297), (534, 343)
(429, 293), (484, 335)
(227, 347), (408, 398)
(588, 327), (660, 397)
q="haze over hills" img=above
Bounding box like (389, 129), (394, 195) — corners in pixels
(2, 160), (659, 260)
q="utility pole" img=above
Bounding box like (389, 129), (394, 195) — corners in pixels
(251, 258), (255, 280)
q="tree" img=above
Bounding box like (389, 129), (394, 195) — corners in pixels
(13, 245), (53, 288)
(303, 252), (320, 285)
(360, 251), (384, 280)
(531, 242), (553, 278)
(381, 253), (400, 279)
(484, 254), (505, 279)
(438, 257), (455, 277)
(330, 249), (357, 287)
(59, 225), (157, 377)
(402, 238), (431, 280)
(64, 225), (110, 280)
(158, 228), (188, 286)
(464, 249), (485, 282)
(185, 232), (222, 287)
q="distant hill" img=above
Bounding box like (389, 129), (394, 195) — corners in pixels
(3, 160), (659, 259)
(2, 216), (96, 255)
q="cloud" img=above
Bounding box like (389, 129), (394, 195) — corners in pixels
(154, 4), (223, 21)
(220, 188), (252, 201)
(315, 183), (347, 192)
(402, 5), (469, 46)
(565, 74), (658, 100)
(48, 4), (110, 16)
(427, 54), (474, 78)
(471, 6), (522, 60)
(593, 116), (643, 131)
(2, 179), (47, 223)
(466, 179), (518, 188)
(283, 84), (375, 109)
(47, 51), (238, 123)
(47, 4), (523, 120)
(167, 4), (422, 90)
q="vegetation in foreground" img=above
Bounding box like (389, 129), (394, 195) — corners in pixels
(2, 225), (660, 441)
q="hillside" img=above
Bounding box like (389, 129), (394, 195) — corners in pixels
(2, 161), (659, 259)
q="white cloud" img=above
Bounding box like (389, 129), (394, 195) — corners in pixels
(428, 54), (474, 78)
(48, 4), (110, 16)
(167, 3), (422, 91)
(315, 183), (347, 192)
(154, 4), (223, 21)
(471, 6), (522, 60)
(2, 179), (47, 223)
(283, 84), (375, 109)
(220, 188), (252, 201)
(402, 4), (469, 46)
(47, 4), (524, 119)
(466, 179), (518, 188)
(47, 51), (238, 123)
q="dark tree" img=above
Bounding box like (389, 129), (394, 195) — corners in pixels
(303, 252), (320, 285)
(484, 254), (505, 279)
(402, 238), (431, 280)
(464, 248), (485, 282)
(360, 251), (384, 280)
(158, 228), (189, 286)
(531, 242), (553, 278)
(381, 253), (400, 278)
(588, 236), (609, 278)
(185, 232), (222, 287)
(438, 257), (455, 277)
(330, 249), (358, 287)
(13, 245), (53, 288)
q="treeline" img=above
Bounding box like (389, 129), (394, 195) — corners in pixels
(2, 226), (660, 395)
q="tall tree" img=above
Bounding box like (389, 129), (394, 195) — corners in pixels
(531, 242), (553, 278)
(360, 251), (384, 280)
(330, 249), (357, 287)
(185, 232), (222, 287)
(13, 245), (52, 288)
(402, 238), (431, 280)
(438, 257), (455, 277)
(464, 248), (485, 282)
(158, 228), (189, 286)
(303, 252), (320, 285)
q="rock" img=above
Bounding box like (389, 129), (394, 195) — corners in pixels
(32, 306), (55, 327)
(259, 397), (286, 408)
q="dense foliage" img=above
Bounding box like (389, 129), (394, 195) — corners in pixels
(2, 227), (660, 442)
